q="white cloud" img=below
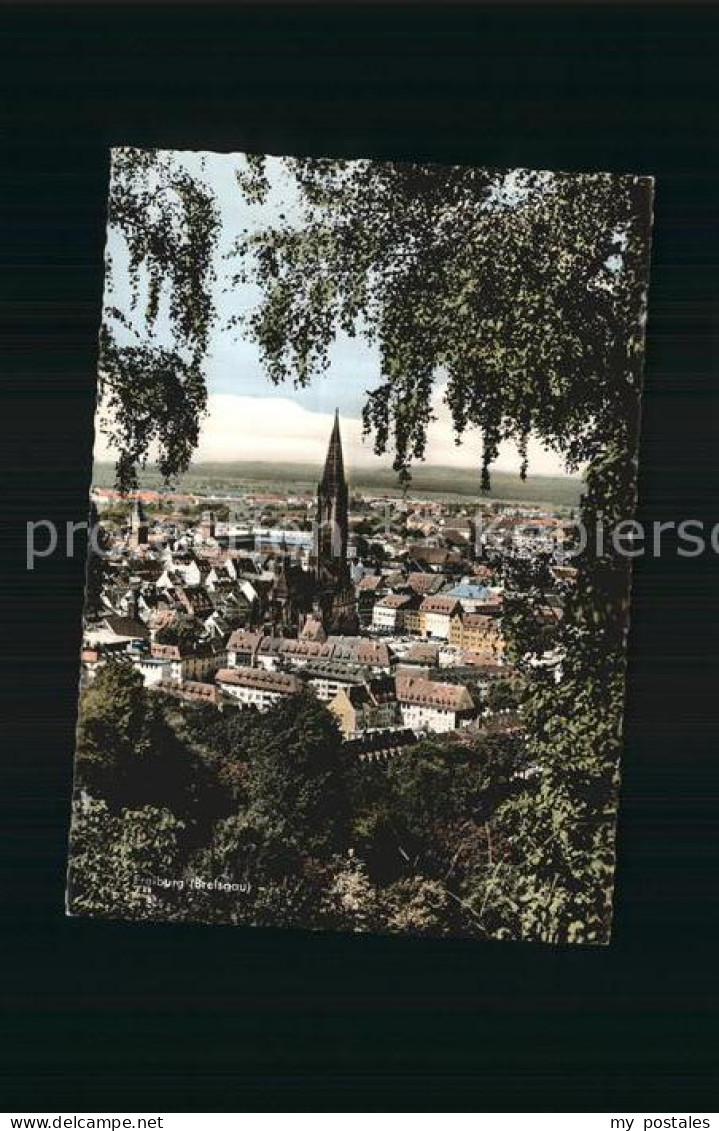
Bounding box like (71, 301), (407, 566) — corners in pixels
(94, 385), (572, 477)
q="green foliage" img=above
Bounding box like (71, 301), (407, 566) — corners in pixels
(487, 679), (522, 715)
(75, 665), (230, 830)
(68, 799), (186, 921)
(155, 613), (205, 649)
(353, 735), (524, 898)
(382, 876), (461, 937)
(75, 665), (151, 798)
(320, 854), (382, 933)
(242, 690), (354, 859)
(84, 503), (112, 618)
(83, 153), (652, 941)
(100, 148), (220, 491)
(235, 158), (651, 487)
(229, 155), (649, 944)
(71, 680), (534, 938)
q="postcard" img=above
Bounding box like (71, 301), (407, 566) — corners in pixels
(67, 149), (653, 943)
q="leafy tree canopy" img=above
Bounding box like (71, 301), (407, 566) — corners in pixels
(99, 150), (652, 498)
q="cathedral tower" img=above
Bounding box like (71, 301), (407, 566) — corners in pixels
(129, 497), (149, 548)
(311, 411), (358, 633)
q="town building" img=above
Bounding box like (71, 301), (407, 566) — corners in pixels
(419, 595), (463, 641)
(328, 678), (400, 738)
(449, 611), (506, 659)
(199, 510), (216, 541)
(372, 592), (414, 634)
(396, 675), (476, 734)
(356, 573), (385, 627)
(443, 581), (502, 614)
(150, 642), (225, 685)
(215, 666), (304, 710)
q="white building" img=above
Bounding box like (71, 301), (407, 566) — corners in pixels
(150, 643), (225, 686)
(132, 654), (172, 688)
(419, 595), (462, 641)
(396, 675), (475, 734)
(372, 593), (413, 634)
(301, 664), (374, 703)
(216, 667), (304, 710)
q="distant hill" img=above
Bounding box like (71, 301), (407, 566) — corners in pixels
(92, 460), (583, 509)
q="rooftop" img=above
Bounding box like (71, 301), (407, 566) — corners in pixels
(420, 595), (462, 614)
(396, 675), (475, 712)
(444, 583), (493, 600)
(216, 667), (303, 695)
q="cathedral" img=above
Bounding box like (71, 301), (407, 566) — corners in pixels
(129, 497), (149, 549)
(264, 411), (358, 636)
(309, 411), (359, 634)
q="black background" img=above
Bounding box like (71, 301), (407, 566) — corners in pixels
(2, 2), (718, 1111)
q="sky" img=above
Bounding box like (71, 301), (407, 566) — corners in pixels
(94, 150), (571, 478)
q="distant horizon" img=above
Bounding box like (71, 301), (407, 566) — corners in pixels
(93, 456), (582, 482)
(93, 389), (579, 480)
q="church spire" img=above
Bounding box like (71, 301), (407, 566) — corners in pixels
(311, 409), (357, 635)
(130, 494), (148, 548)
(320, 408), (345, 491)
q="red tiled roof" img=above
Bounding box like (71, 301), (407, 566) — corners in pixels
(357, 574), (383, 592)
(227, 630), (264, 652)
(420, 595), (461, 614)
(216, 667), (303, 695)
(406, 572), (442, 595)
(455, 611), (501, 628)
(151, 643), (181, 660)
(405, 642), (439, 663)
(354, 639), (391, 666)
(396, 675), (474, 712)
(376, 593), (412, 609)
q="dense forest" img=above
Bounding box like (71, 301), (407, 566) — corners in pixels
(69, 666), (532, 939)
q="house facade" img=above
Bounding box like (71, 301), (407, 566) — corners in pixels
(396, 675), (475, 733)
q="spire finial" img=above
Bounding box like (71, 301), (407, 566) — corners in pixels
(321, 410), (345, 489)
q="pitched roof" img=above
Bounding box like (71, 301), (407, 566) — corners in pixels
(227, 629), (264, 653)
(332, 674), (396, 710)
(444, 582), (493, 600)
(396, 675), (475, 713)
(300, 615), (327, 643)
(273, 638), (333, 660)
(150, 609), (177, 631)
(405, 641), (440, 663)
(410, 547), (461, 566)
(420, 595), (462, 614)
(103, 615), (149, 640)
(151, 643), (181, 660)
(460, 654), (506, 671)
(160, 680), (220, 705)
(376, 593), (412, 609)
(455, 611), (501, 629)
(406, 572), (444, 595)
(357, 574), (384, 592)
(353, 639), (392, 667)
(216, 667), (303, 695)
